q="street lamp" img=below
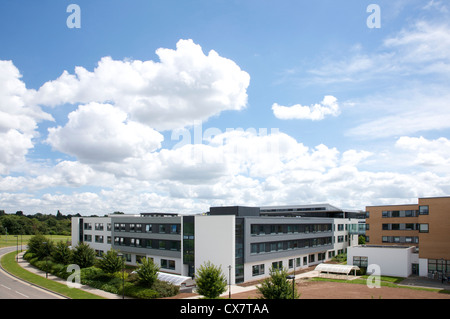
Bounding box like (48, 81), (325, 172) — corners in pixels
(14, 235), (18, 262)
(43, 241), (48, 278)
(286, 275), (295, 299)
(117, 253), (125, 299)
(228, 265), (232, 299)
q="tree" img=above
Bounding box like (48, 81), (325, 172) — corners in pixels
(27, 234), (54, 259)
(51, 240), (73, 265)
(195, 261), (227, 299)
(72, 242), (96, 268)
(257, 267), (300, 299)
(136, 257), (160, 287)
(358, 235), (366, 245)
(97, 249), (123, 274)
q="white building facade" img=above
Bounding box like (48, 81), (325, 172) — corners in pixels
(71, 204), (365, 284)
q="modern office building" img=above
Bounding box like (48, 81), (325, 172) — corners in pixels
(72, 204), (365, 284)
(354, 196), (450, 278)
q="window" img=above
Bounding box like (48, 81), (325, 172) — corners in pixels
(145, 224), (152, 232)
(95, 235), (104, 243)
(353, 256), (368, 268)
(419, 206), (429, 215)
(159, 224), (167, 233)
(170, 224), (179, 234)
(419, 224), (429, 233)
(272, 261), (282, 269)
(161, 259), (175, 270)
(289, 259), (294, 269)
(252, 264), (265, 276)
(95, 223), (104, 231)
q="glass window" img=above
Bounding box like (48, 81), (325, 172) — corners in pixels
(419, 224), (429, 233)
(145, 224), (152, 232)
(419, 206), (429, 215)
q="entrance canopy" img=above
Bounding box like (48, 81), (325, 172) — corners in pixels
(314, 263), (360, 276)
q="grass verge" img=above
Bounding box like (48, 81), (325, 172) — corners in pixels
(1, 251), (104, 299)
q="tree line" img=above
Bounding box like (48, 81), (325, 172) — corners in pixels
(0, 210), (76, 236)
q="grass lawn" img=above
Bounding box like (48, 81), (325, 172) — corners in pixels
(0, 235), (71, 248)
(1, 250), (104, 299)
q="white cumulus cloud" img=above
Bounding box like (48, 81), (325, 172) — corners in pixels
(34, 39), (250, 131)
(272, 95), (340, 120)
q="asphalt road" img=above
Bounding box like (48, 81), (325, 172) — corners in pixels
(0, 247), (64, 299)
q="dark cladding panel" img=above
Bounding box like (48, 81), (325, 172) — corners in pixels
(209, 206), (260, 217)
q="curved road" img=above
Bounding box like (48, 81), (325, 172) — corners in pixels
(0, 247), (65, 299)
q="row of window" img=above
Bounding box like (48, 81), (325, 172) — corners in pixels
(113, 237), (181, 251)
(382, 236), (419, 244)
(83, 223), (112, 231)
(250, 223), (332, 236)
(376, 205), (429, 218)
(113, 223), (180, 234)
(382, 223), (420, 231)
(250, 237), (332, 255)
(252, 253), (332, 277)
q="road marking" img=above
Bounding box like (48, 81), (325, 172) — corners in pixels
(1, 284), (11, 290)
(15, 291), (29, 298)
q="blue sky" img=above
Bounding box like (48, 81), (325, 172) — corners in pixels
(1, 0), (450, 215)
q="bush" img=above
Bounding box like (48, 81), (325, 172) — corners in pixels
(72, 242), (96, 268)
(135, 257), (159, 287)
(97, 249), (123, 274)
(152, 280), (180, 297)
(257, 267), (300, 299)
(52, 241), (72, 265)
(27, 234), (54, 259)
(195, 261), (227, 299)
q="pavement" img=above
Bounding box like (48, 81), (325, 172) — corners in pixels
(16, 251), (126, 299)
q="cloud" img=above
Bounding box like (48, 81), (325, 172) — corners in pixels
(272, 96), (340, 120)
(395, 136), (450, 169)
(0, 60), (53, 174)
(34, 39), (250, 131)
(46, 102), (164, 163)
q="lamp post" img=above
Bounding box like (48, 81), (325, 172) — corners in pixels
(14, 235), (18, 262)
(117, 253), (125, 299)
(228, 265), (232, 299)
(43, 242), (48, 278)
(286, 275), (295, 299)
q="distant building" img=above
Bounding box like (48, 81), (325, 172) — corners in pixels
(349, 196), (450, 278)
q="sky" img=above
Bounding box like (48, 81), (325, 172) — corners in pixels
(0, 0), (450, 215)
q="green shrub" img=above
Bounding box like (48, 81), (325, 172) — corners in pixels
(122, 283), (159, 299)
(152, 280), (180, 297)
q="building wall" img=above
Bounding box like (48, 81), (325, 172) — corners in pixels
(365, 204), (419, 247)
(348, 245), (415, 277)
(71, 217), (112, 254)
(417, 197), (450, 260)
(194, 215), (235, 284)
